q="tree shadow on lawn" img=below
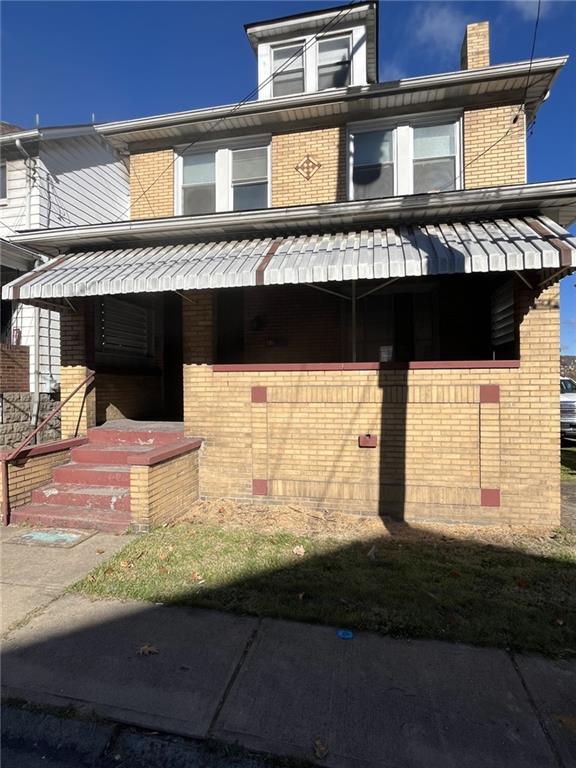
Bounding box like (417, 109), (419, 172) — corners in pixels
(66, 521), (576, 658)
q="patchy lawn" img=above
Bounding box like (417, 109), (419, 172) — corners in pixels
(562, 445), (576, 482)
(73, 510), (576, 657)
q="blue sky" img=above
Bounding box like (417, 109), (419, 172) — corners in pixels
(1, 0), (575, 352)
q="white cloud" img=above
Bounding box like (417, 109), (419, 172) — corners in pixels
(412, 3), (470, 59)
(507, 0), (555, 21)
(380, 61), (406, 82)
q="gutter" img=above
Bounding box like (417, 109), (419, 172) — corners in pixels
(7, 179), (576, 250)
(94, 56), (568, 137)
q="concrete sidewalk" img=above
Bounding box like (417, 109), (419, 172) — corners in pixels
(2, 588), (575, 768)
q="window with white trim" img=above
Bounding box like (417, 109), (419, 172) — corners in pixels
(318, 36), (351, 90)
(179, 141), (270, 216)
(272, 43), (305, 97)
(0, 162), (6, 200)
(413, 123), (457, 193)
(349, 117), (461, 200)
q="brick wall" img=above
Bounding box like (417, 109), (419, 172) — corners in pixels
(1, 447), (71, 510)
(95, 373), (162, 423)
(181, 281), (560, 528)
(463, 105), (526, 188)
(130, 149), (174, 219)
(130, 451), (200, 532)
(60, 307), (96, 438)
(460, 21), (490, 69)
(0, 344), (29, 393)
(271, 127), (347, 207)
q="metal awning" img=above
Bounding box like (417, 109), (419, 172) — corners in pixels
(3, 215), (575, 301)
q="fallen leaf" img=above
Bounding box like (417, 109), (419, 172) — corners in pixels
(555, 618), (565, 626)
(104, 567), (114, 576)
(87, 575), (96, 582)
(313, 738), (329, 760)
(158, 566), (169, 575)
(293, 545), (305, 557)
(120, 560), (131, 569)
(158, 552), (168, 561)
(96, 549), (105, 555)
(189, 571), (204, 583)
(298, 592), (305, 601)
(137, 644), (159, 656)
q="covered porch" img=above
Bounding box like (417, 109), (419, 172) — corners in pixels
(3, 211), (575, 528)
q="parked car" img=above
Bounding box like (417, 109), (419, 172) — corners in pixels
(561, 378), (576, 440)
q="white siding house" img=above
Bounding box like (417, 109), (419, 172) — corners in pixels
(0, 124), (129, 395)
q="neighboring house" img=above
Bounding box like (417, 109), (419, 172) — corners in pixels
(2, 3), (576, 531)
(0, 122), (129, 445)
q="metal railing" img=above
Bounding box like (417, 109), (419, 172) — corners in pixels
(1, 371), (95, 526)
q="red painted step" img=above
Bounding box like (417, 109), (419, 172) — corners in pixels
(31, 484), (130, 511)
(87, 427), (183, 447)
(53, 464), (131, 487)
(11, 504), (130, 534)
(70, 445), (152, 465)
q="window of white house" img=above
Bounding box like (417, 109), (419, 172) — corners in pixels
(352, 129), (394, 200)
(272, 43), (305, 97)
(182, 152), (216, 215)
(318, 36), (351, 90)
(413, 123), (457, 193)
(0, 162), (6, 200)
(349, 118), (460, 200)
(231, 147), (268, 211)
(179, 142), (269, 216)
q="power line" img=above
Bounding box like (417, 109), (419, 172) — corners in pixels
(123, 1), (360, 220)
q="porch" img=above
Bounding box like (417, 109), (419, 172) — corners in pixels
(2, 214), (573, 529)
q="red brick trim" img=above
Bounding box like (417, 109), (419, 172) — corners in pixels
(252, 479), (268, 495)
(127, 438), (203, 466)
(479, 384), (500, 403)
(481, 488), (501, 507)
(213, 361), (520, 373)
(358, 434), (378, 448)
(0, 436), (87, 461)
(251, 386), (268, 403)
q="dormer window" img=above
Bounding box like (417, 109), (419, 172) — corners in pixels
(318, 36), (351, 90)
(272, 43), (305, 97)
(245, 2), (377, 100)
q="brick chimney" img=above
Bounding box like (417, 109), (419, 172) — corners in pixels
(460, 21), (490, 69)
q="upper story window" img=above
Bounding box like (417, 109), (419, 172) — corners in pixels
(349, 116), (461, 200)
(272, 43), (305, 97)
(178, 139), (270, 216)
(318, 36), (351, 90)
(0, 162), (6, 201)
(413, 124), (457, 193)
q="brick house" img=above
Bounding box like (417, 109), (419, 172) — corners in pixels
(2, 3), (576, 531)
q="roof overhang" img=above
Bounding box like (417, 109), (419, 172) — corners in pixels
(0, 240), (46, 272)
(94, 56), (567, 151)
(3, 215), (575, 303)
(6, 180), (576, 253)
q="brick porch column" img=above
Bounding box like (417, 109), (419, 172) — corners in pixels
(60, 304), (96, 437)
(182, 290), (215, 439)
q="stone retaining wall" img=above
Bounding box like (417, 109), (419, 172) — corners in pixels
(0, 393), (61, 449)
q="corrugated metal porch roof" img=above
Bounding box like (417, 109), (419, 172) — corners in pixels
(3, 216), (575, 301)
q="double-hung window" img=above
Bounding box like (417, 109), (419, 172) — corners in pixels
(272, 43), (305, 97)
(413, 123), (457, 193)
(179, 141), (269, 216)
(182, 152), (216, 215)
(231, 147), (268, 211)
(318, 36), (351, 90)
(0, 162), (6, 201)
(351, 129), (394, 200)
(349, 116), (460, 200)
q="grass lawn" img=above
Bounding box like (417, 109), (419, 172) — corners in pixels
(562, 444), (576, 482)
(73, 517), (576, 657)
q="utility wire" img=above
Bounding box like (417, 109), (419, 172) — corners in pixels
(123, 0), (360, 219)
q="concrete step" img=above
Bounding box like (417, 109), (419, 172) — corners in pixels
(70, 445), (151, 465)
(11, 504), (131, 533)
(31, 484), (130, 511)
(87, 427), (183, 447)
(53, 464), (131, 487)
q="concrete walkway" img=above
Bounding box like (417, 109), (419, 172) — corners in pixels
(1, 530), (575, 768)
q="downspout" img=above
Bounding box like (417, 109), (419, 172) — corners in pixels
(15, 139), (41, 437)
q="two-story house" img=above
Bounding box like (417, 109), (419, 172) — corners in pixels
(0, 122), (129, 446)
(2, 2), (575, 532)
